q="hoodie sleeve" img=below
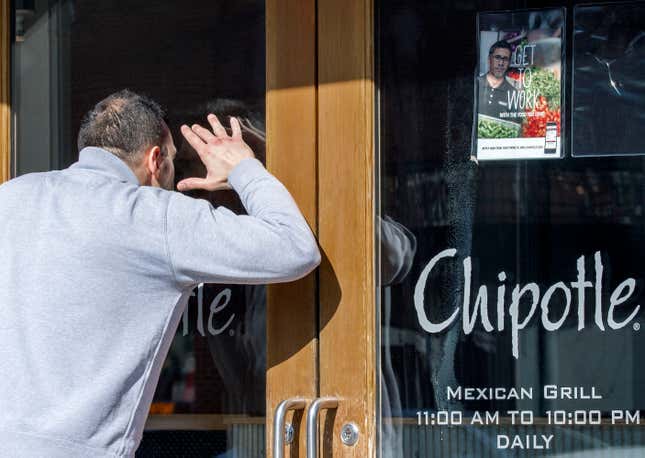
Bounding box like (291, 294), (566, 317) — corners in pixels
(165, 158), (321, 288)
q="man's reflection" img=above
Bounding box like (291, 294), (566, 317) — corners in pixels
(172, 99), (269, 418)
(379, 216), (417, 458)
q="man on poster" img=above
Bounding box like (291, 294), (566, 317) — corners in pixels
(477, 40), (518, 120)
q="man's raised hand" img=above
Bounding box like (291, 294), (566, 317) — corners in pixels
(178, 114), (255, 192)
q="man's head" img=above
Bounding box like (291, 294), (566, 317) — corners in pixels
(77, 90), (177, 190)
(487, 40), (513, 79)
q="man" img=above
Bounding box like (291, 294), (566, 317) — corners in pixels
(478, 40), (517, 119)
(0, 90), (320, 457)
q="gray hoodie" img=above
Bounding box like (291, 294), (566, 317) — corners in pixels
(0, 147), (320, 457)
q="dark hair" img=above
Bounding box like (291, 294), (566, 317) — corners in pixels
(77, 89), (168, 164)
(489, 40), (513, 56)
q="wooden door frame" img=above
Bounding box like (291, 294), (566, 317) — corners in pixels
(0, 0), (10, 184)
(317, 0), (376, 456)
(266, 1), (318, 457)
(267, 0), (376, 456)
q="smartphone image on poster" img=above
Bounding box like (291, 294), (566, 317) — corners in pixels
(475, 8), (565, 160)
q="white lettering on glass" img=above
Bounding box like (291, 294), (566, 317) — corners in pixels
(182, 284), (236, 336)
(413, 249), (640, 358)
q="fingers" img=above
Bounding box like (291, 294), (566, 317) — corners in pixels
(182, 114), (245, 157)
(180, 125), (206, 153)
(230, 117), (242, 139)
(177, 178), (221, 192)
(207, 114), (228, 137)
(191, 123), (217, 143)
(178, 176), (228, 192)
(177, 177), (209, 192)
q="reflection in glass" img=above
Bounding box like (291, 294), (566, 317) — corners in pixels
(377, 0), (645, 456)
(573, 2), (645, 156)
(12, 1), (267, 456)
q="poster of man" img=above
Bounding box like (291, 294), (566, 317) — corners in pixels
(475, 8), (565, 160)
(478, 40), (518, 120)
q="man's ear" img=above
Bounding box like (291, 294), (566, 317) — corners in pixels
(143, 145), (162, 175)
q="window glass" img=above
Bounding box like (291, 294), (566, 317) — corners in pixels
(377, 1), (645, 456)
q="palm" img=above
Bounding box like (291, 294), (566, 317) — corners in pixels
(178, 115), (255, 192)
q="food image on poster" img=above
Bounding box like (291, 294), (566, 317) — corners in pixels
(475, 9), (564, 160)
(572, 2), (645, 157)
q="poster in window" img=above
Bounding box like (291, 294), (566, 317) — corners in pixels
(475, 9), (565, 160)
(572, 2), (645, 157)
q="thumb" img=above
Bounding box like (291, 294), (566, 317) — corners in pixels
(210, 182), (233, 191)
(176, 177), (212, 192)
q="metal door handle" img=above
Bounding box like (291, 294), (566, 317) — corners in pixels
(272, 397), (306, 458)
(306, 397), (339, 458)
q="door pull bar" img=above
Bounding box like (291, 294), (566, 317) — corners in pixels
(272, 397), (306, 458)
(306, 397), (339, 458)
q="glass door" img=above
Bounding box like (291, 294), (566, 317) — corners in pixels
(4, 1), (319, 457)
(376, 0), (645, 456)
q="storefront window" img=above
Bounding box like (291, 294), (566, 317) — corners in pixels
(11, 1), (266, 456)
(377, 0), (645, 456)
